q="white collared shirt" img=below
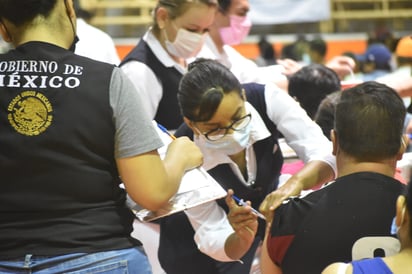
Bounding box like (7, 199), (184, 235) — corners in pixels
(195, 34), (286, 85)
(120, 29), (187, 119)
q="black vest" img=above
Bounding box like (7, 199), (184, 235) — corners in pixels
(158, 83), (284, 274)
(120, 39), (183, 129)
(0, 42), (138, 258)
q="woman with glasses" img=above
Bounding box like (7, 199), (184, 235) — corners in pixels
(158, 58), (337, 274)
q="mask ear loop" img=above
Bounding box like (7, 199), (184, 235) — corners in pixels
(64, 0), (79, 52)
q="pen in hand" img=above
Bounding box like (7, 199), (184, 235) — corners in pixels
(157, 123), (176, 140)
(232, 194), (266, 220)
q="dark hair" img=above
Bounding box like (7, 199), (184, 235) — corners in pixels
(309, 37), (327, 58)
(0, 0), (57, 27)
(178, 58), (242, 121)
(314, 91), (342, 140)
(288, 64), (341, 119)
(73, 0), (93, 20)
(335, 81), (405, 161)
(281, 43), (300, 61)
(258, 36), (276, 62)
(218, 0), (231, 13)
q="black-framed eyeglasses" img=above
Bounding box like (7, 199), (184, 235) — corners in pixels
(195, 113), (252, 141)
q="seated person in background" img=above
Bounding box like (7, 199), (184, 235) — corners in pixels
(322, 180), (412, 274)
(314, 91), (342, 140)
(255, 35), (277, 67)
(280, 64), (340, 177)
(158, 58), (336, 274)
(288, 63), (341, 119)
(308, 36), (327, 64)
(260, 81), (407, 274)
(358, 43), (392, 82)
(314, 90), (408, 184)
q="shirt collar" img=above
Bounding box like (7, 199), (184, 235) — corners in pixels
(144, 29), (186, 73)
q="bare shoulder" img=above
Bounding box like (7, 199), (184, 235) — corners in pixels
(322, 262), (351, 274)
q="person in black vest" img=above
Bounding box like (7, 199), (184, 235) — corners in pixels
(158, 58), (337, 273)
(261, 81), (407, 274)
(0, 0), (202, 273)
(120, 0), (218, 130)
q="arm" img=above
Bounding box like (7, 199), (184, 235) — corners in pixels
(259, 160), (334, 224)
(224, 189), (258, 260)
(185, 190), (257, 261)
(259, 83), (336, 221)
(325, 55), (356, 80)
(117, 137), (202, 211)
(378, 76), (412, 98)
(111, 68), (202, 211)
(260, 233), (283, 274)
(321, 262), (351, 274)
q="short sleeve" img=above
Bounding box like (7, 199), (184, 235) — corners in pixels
(109, 67), (164, 158)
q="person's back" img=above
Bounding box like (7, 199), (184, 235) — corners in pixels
(260, 81), (407, 274)
(322, 180), (412, 274)
(288, 63), (341, 119)
(0, 1), (202, 272)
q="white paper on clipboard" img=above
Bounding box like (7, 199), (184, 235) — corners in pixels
(134, 121), (227, 222)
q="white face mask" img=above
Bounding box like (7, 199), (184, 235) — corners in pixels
(164, 26), (205, 59)
(196, 121), (252, 155)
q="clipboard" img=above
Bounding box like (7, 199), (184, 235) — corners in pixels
(134, 122), (227, 222)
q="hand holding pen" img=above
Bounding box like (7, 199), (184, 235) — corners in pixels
(226, 189), (258, 239)
(157, 122), (203, 171)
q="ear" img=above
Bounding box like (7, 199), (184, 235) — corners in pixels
(397, 134), (409, 161)
(331, 129), (338, 156)
(155, 6), (169, 30)
(396, 195), (407, 227)
(65, 0), (76, 19)
(183, 117), (197, 135)
(0, 21), (12, 42)
(241, 89), (247, 101)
